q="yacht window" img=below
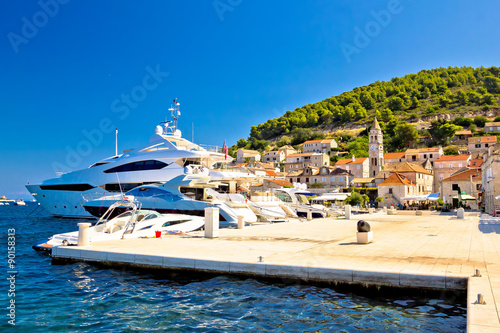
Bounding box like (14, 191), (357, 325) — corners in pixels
(275, 192), (292, 203)
(162, 219), (191, 227)
(103, 160), (169, 173)
(89, 162), (110, 168)
(40, 184), (95, 191)
(116, 211), (133, 219)
(143, 213), (159, 221)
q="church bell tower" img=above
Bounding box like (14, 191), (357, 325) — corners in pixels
(369, 117), (384, 177)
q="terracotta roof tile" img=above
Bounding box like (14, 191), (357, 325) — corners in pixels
(265, 179), (293, 187)
(393, 162), (433, 175)
(441, 169), (481, 182)
(384, 152), (405, 159)
(335, 157), (367, 165)
(481, 136), (497, 143)
(435, 154), (471, 161)
(378, 173), (412, 186)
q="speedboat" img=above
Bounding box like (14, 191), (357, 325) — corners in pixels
(14, 199), (26, 206)
(25, 100), (231, 218)
(274, 188), (328, 218)
(82, 172), (258, 227)
(32, 196), (205, 252)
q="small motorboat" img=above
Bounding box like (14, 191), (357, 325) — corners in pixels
(14, 199), (26, 206)
(33, 196), (205, 252)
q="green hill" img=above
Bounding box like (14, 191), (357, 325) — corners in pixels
(231, 66), (500, 156)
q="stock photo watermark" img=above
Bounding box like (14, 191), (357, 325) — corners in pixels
(213, 0), (242, 22)
(339, 0), (405, 63)
(6, 229), (16, 326)
(7, 0), (70, 54)
(51, 64), (169, 174)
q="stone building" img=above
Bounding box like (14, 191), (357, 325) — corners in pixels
(482, 143), (500, 215)
(236, 149), (261, 163)
(404, 147), (443, 166)
(335, 156), (369, 179)
(484, 122), (500, 133)
(302, 138), (338, 154)
(284, 152), (329, 173)
(262, 150), (286, 164)
(468, 136), (497, 156)
(377, 173), (417, 206)
(440, 169), (481, 209)
(433, 154), (471, 192)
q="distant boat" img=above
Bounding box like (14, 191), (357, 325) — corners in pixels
(14, 199), (26, 206)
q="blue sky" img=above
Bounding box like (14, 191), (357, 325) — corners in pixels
(1, 0), (499, 199)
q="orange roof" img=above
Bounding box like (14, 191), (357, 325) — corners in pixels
(249, 182), (263, 187)
(455, 130), (472, 136)
(470, 159), (483, 168)
(384, 152), (405, 159)
(378, 173), (412, 186)
(393, 162), (433, 175)
(265, 170), (279, 177)
(235, 163), (248, 167)
(435, 154), (471, 162)
(406, 147), (441, 154)
(303, 138), (335, 144)
(287, 153), (317, 157)
(335, 157), (367, 165)
(265, 179), (293, 187)
(481, 136), (497, 144)
(441, 169), (481, 182)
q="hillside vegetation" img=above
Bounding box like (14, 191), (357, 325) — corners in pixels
(231, 66), (500, 156)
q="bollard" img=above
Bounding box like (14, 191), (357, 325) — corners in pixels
(204, 207), (219, 238)
(368, 208), (373, 215)
(477, 294), (485, 304)
(457, 208), (465, 219)
(383, 206), (387, 212)
(474, 269), (482, 277)
(307, 209), (312, 221)
(345, 205), (351, 220)
(237, 215), (245, 229)
(77, 222), (92, 246)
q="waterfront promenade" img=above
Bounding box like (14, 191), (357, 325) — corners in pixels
(52, 211), (500, 332)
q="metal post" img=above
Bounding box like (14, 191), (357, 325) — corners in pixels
(77, 223), (92, 246)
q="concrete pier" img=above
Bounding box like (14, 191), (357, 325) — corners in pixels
(51, 211), (500, 332)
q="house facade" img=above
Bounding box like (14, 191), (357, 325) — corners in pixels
(284, 152), (329, 173)
(302, 139), (338, 154)
(335, 157), (369, 179)
(482, 144), (500, 215)
(441, 169), (482, 209)
(433, 154), (471, 192)
(377, 173), (417, 206)
(236, 149), (261, 163)
(468, 136), (498, 156)
(404, 147), (443, 166)
(485, 122), (500, 133)
(263, 150), (286, 164)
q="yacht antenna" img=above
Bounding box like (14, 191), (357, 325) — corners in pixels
(115, 128), (118, 156)
(192, 122), (194, 142)
(168, 98), (181, 133)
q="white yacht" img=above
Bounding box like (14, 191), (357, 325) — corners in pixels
(33, 196), (205, 252)
(25, 101), (231, 218)
(82, 173), (258, 227)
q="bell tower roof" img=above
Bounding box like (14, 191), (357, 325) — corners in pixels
(372, 117), (381, 131)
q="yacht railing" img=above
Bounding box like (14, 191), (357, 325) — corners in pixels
(198, 144), (221, 153)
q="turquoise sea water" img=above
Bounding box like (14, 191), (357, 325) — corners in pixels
(0, 204), (466, 332)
